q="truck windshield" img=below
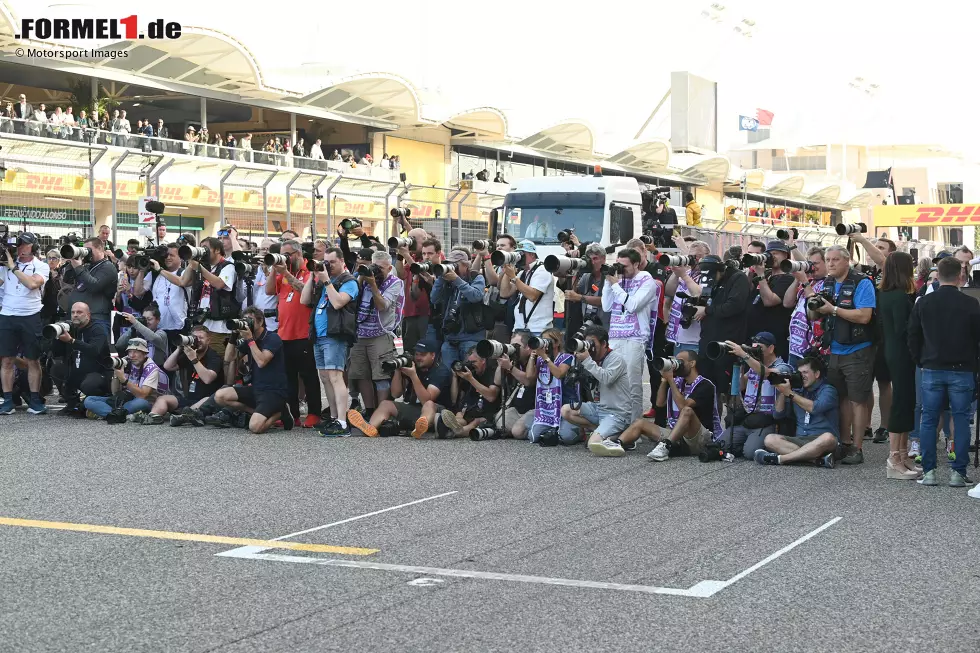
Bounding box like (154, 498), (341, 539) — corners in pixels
(505, 206), (603, 245)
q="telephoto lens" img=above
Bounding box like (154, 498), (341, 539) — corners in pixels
(431, 263), (456, 277)
(178, 335), (196, 347)
(225, 318), (250, 331)
(381, 354), (413, 372)
(639, 234), (654, 245)
(544, 255), (586, 277)
(60, 244), (90, 260)
(653, 357), (682, 372)
(836, 222), (868, 236)
(658, 254), (697, 267)
(490, 250), (521, 267)
(179, 245), (210, 261)
(776, 227), (799, 241)
(741, 252), (770, 268)
(390, 207), (411, 219)
(780, 259), (815, 274)
(472, 239), (493, 252)
(469, 426), (498, 441)
(111, 356), (128, 370)
(767, 370), (804, 388)
(705, 341), (733, 360)
(565, 338), (594, 354)
(476, 339), (519, 359)
(388, 236), (416, 249)
(42, 321), (72, 340)
(263, 253), (287, 266)
(339, 218), (361, 231)
(410, 261), (433, 275)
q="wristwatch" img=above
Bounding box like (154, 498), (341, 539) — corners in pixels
(832, 306), (839, 317)
(788, 393), (796, 402)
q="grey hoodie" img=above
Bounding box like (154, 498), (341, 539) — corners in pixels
(581, 347), (632, 421)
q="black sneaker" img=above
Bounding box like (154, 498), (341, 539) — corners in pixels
(59, 401), (81, 416)
(169, 414), (188, 427)
(863, 427), (873, 440)
(872, 427), (888, 443)
(436, 416), (452, 439)
(616, 438), (637, 452)
(318, 419), (352, 438)
(281, 403), (294, 431)
(205, 410), (234, 428)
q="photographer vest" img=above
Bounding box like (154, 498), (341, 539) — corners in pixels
(127, 359), (166, 395)
(308, 272), (359, 343)
(356, 273), (404, 339)
(204, 260), (240, 322)
(829, 269), (874, 346)
(666, 375), (722, 437)
(789, 278), (825, 359)
(665, 270), (702, 345)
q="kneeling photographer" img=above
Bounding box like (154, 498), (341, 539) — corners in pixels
(713, 332), (794, 460)
(142, 325), (224, 425)
(515, 328), (574, 444)
(50, 301), (112, 417)
(439, 346), (500, 438)
(83, 338), (161, 423)
(347, 339), (451, 439)
(430, 249), (487, 368)
(754, 357), (840, 468)
(212, 307), (291, 433)
(559, 326), (631, 450)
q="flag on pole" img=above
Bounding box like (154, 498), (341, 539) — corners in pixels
(756, 108), (774, 126)
(739, 115), (759, 131)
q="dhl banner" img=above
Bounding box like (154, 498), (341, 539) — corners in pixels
(874, 203), (980, 227)
(2, 171), (495, 222)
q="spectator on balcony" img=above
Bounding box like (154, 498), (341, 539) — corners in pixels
(96, 111), (109, 144)
(155, 118), (168, 151)
(379, 153), (390, 169)
(50, 105), (67, 138)
(14, 93), (32, 134)
(34, 103), (50, 137)
(1, 102), (13, 134)
(225, 133), (236, 159)
(141, 119), (153, 139)
(76, 109), (91, 142)
(198, 127), (210, 156)
(64, 107), (77, 140)
(685, 192), (702, 228)
(294, 138), (306, 159)
(310, 138), (324, 164)
(493, 171), (506, 184)
(391, 155), (401, 169)
(476, 169), (489, 182)
(183, 125), (198, 154)
(239, 133), (252, 163)
(118, 109), (132, 146)
(109, 109), (122, 146)
(135, 120), (147, 149)
(331, 149), (342, 161)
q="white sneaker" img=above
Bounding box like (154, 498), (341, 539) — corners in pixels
(908, 439), (921, 458)
(968, 484), (980, 499)
(648, 441), (670, 462)
(589, 439), (625, 457)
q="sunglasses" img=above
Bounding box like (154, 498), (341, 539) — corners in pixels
(217, 230), (230, 237)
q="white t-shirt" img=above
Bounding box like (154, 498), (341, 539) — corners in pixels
(200, 262), (238, 333)
(250, 266), (279, 331)
(513, 262), (554, 334)
(0, 257), (49, 316)
(144, 269), (188, 332)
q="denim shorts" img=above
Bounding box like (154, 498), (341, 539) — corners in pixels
(313, 336), (349, 371)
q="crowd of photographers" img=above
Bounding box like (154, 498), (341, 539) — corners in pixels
(1, 212), (977, 495)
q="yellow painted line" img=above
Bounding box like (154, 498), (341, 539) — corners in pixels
(0, 517), (378, 556)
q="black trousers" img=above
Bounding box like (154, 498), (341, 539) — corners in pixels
(283, 338), (321, 420)
(51, 361), (110, 404)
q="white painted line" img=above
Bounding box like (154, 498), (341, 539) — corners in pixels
(216, 491), (458, 558)
(219, 516), (843, 599)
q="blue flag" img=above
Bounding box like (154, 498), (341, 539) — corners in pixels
(739, 115), (759, 131)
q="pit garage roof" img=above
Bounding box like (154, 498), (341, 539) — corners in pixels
(604, 140), (671, 174)
(518, 121), (595, 158)
(444, 108), (509, 140)
(297, 73), (424, 125)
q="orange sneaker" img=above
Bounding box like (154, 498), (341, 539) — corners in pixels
(347, 409), (378, 437)
(303, 414), (322, 428)
(411, 416), (428, 439)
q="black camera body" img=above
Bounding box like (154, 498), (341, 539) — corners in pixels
(699, 442), (732, 462)
(226, 317), (256, 332)
(132, 245), (169, 269)
(382, 354), (413, 374)
(599, 262), (626, 276)
(807, 286), (836, 312)
(442, 305), (462, 335)
(452, 360), (477, 374)
(767, 370), (804, 388)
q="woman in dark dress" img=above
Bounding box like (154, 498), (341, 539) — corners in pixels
(878, 251), (920, 479)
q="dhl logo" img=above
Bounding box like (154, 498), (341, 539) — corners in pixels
(900, 205), (980, 224)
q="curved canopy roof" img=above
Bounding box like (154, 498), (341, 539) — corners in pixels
(604, 140), (671, 173)
(805, 184), (841, 203)
(841, 191), (875, 209)
(518, 121), (594, 158)
(675, 155), (730, 183)
(444, 108), (508, 140)
(766, 175), (806, 196)
(298, 73), (423, 125)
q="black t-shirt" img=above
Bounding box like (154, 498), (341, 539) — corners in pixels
(404, 362), (452, 406)
(178, 347), (224, 402)
(459, 358), (500, 414)
(746, 272), (794, 357)
(238, 330), (287, 398)
(687, 378), (716, 431)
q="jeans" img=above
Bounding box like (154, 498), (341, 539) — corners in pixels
(722, 424), (777, 460)
(83, 395), (151, 417)
(912, 365), (951, 441)
(441, 336), (481, 369)
(919, 369), (975, 474)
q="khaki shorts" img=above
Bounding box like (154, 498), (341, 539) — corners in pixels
(348, 333), (396, 381)
(660, 424), (712, 457)
(827, 345), (875, 403)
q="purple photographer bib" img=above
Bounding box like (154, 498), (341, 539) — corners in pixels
(665, 271), (702, 345)
(356, 274), (403, 339)
(743, 363), (782, 414)
(534, 353), (572, 428)
(607, 276), (651, 341)
(789, 278), (824, 359)
(665, 375), (723, 439)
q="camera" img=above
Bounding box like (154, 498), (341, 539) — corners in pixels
(410, 261), (437, 275)
(653, 357), (682, 372)
(390, 207), (412, 219)
(306, 258), (325, 272)
(133, 245), (169, 269)
(491, 250), (521, 267)
(472, 239), (493, 252)
(544, 254), (586, 277)
(442, 305), (462, 335)
(177, 334), (196, 347)
(600, 262), (626, 276)
(767, 370), (804, 388)
(741, 252), (772, 268)
(476, 339), (519, 359)
(111, 356), (129, 371)
(60, 244), (90, 260)
(780, 260), (814, 274)
(43, 321), (72, 339)
(836, 222), (867, 236)
(381, 354), (413, 373)
(469, 426), (499, 441)
(699, 442), (733, 463)
(263, 309), (278, 319)
(776, 227), (798, 241)
(565, 338), (594, 354)
(264, 253), (287, 267)
(339, 218), (361, 232)
(452, 360), (477, 374)
(639, 234), (654, 245)
(807, 286), (836, 312)
(658, 253), (697, 267)
(225, 318), (255, 332)
(527, 336), (554, 355)
(704, 341), (734, 360)
(388, 236), (417, 250)
(557, 228), (575, 244)
(357, 263), (382, 278)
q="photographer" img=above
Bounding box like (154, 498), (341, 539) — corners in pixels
(116, 305), (170, 392)
(250, 239), (279, 332)
(717, 333), (793, 459)
(482, 234), (518, 343)
(268, 239), (321, 429)
(664, 241), (711, 354)
(347, 339), (451, 439)
(338, 221), (383, 275)
(303, 247), (358, 437)
(694, 254), (750, 406)
(212, 307), (292, 433)
(602, 248), (659, 422)
(51, 302), (112, 417)
(617, 350), (721, 461)
(64, 236), (118, 335)
(745, 241), (794, 361)
(142, 325), (223, 425)
(754, 357), (839, 468)
(0, 232), (50, 415)
(564, 243), (611, 335)
(500, 240), (554, 336)
(349, 251), (405, 415)
(83, 338), (161, 424)
(394, 235), (432, 355)
(134, 243), (189, 344)
(176, 237), (239, 358)
(559, 325), (631, 450)
(492, 330), (537, 437)
(430, 249), (487, 367)
(812, 245), (876, 465)
(783, 247), (827, 366)
(516, 328), (573, 443)
(439, 347), (500, 438)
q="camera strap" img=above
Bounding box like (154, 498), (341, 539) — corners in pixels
(519, 262), (545, 324)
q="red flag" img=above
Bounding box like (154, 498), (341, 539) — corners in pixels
(756, 108), (774, 126)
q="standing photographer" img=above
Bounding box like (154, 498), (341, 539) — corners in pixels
(52, 302), (112, 417)
(64, 236), (118, 335)
(564, 243), (611, 334)
(0, 233), (49, 415)
(694, 254), (750, 406)
(664, 241), (711, 355)
(745, 241), (794, 361)
(134, 244), (189, 345)
(177, 237), (238, 358)
(500, 240), (554, 336)
(483, 234), (518, 343)
(783, 247), (827, 366)
(394, 236), (432, 355)
(430, 249), (486, 368)
(250, 240), (279, 333)
(602, 248), (658, 422)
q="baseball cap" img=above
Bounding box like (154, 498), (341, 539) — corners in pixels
(765, 240), (790, 253)
(933, 251), (952, 263)
(414, 339), (439, 354)
(446, 250), (469, 263)
(517, 239), (537, 253)
(126, 338), (150, 354)
(751, 331), (777, 346)
(16, 232), (38, 246)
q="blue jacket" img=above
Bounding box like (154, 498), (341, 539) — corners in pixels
(430, 272), (486, 341)
(774, 379), (839, 439)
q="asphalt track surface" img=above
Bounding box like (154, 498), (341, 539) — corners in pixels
(1, 389), (979, 653)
